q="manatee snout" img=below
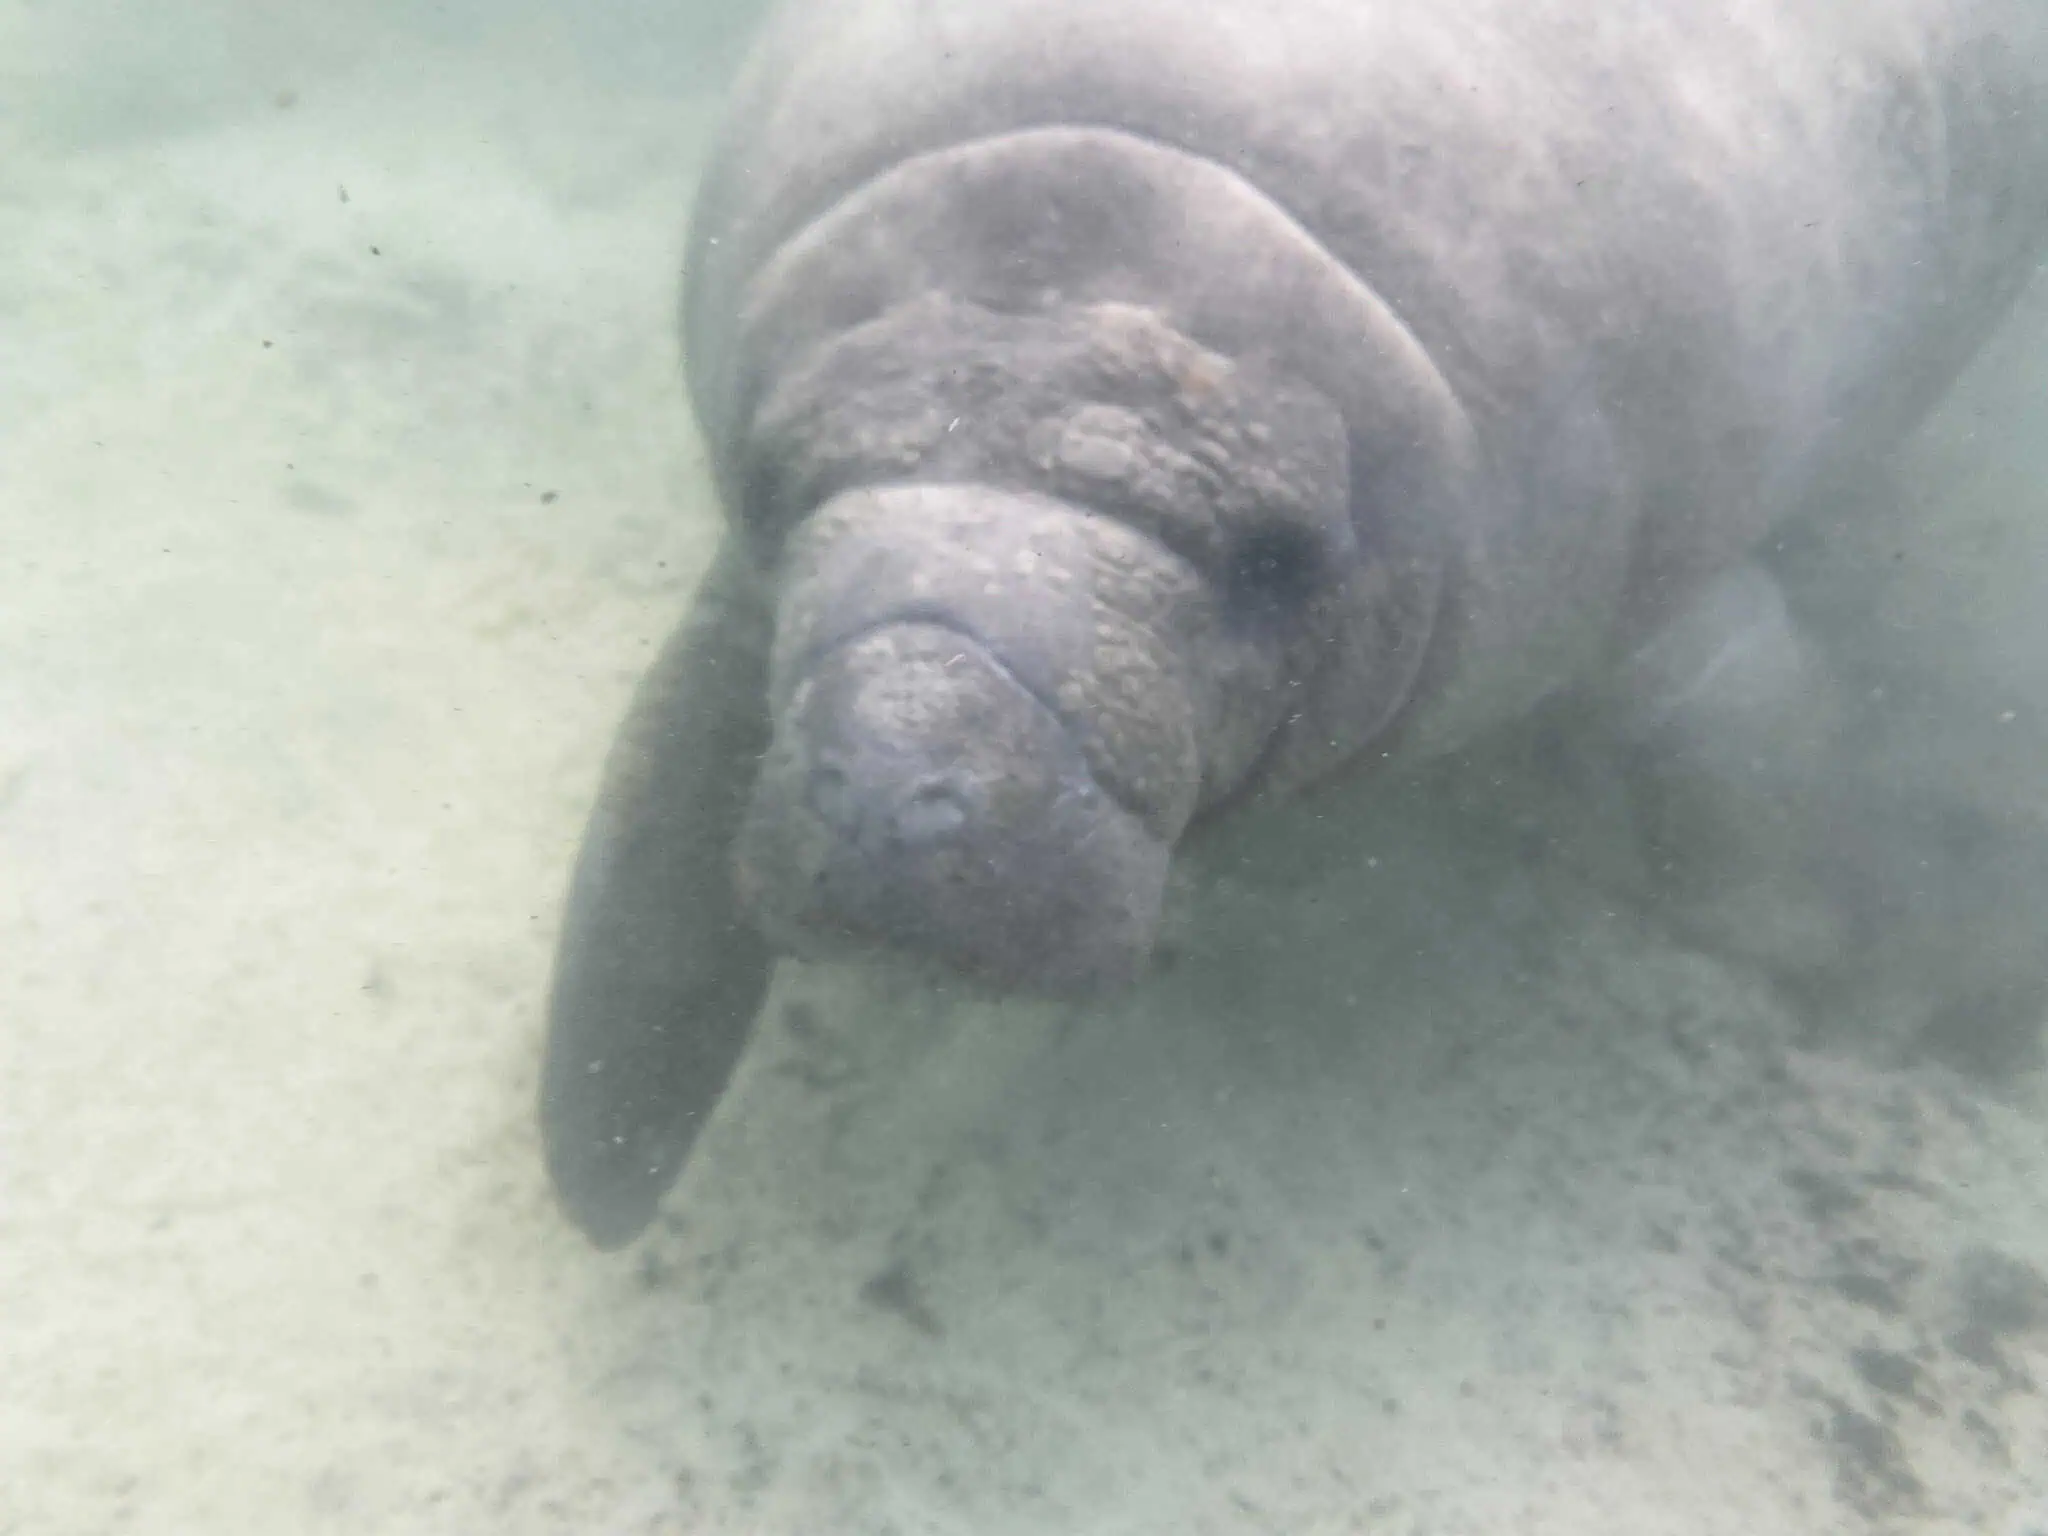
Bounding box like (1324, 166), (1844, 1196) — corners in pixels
(735, 481), (1255, 992)
(737, 621), (1172, 990)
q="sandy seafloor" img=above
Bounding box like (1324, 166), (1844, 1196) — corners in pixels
(7, 7), (2048, 1534)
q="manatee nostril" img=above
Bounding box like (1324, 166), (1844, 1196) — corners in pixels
(892, 772), (973, 844)
(807, 756), (972, 846)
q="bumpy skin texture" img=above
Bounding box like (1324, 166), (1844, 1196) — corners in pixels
(542, 0), (2048, 1245)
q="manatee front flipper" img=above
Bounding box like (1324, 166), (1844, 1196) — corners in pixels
(541, 542), (775, 1249)
(1602, 563), (1851, 981)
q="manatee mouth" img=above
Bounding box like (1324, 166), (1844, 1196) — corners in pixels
(735, 618), (1172, 993)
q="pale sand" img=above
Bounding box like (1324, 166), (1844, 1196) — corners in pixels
(5, 11), (2047, 1534)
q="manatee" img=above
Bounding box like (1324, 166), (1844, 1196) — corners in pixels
(541, 0), (2048, 1247)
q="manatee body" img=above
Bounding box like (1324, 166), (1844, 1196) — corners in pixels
(542, 0), (2048, 1246)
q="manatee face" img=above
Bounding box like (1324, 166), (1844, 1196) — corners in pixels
(734, 480), (1319, 991)
(713, 291), (1400, 994)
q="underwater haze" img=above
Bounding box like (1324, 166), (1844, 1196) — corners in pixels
(5, 2), (2048, 1532)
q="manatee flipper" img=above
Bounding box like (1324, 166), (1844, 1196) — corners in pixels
(541, 542), (775, 1249)
(1604, 564), (1852, 979)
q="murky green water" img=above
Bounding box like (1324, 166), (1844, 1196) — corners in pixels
(5, 5), (2046, 1531)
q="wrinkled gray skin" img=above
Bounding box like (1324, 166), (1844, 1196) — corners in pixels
(542, 0), (2048, 1246)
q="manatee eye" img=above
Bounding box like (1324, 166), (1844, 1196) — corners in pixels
(1224, 523), (1323, 623)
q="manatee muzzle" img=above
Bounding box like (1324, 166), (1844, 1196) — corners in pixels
(736, 482), (1220, 992)
(737, 620), (1172, 990)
